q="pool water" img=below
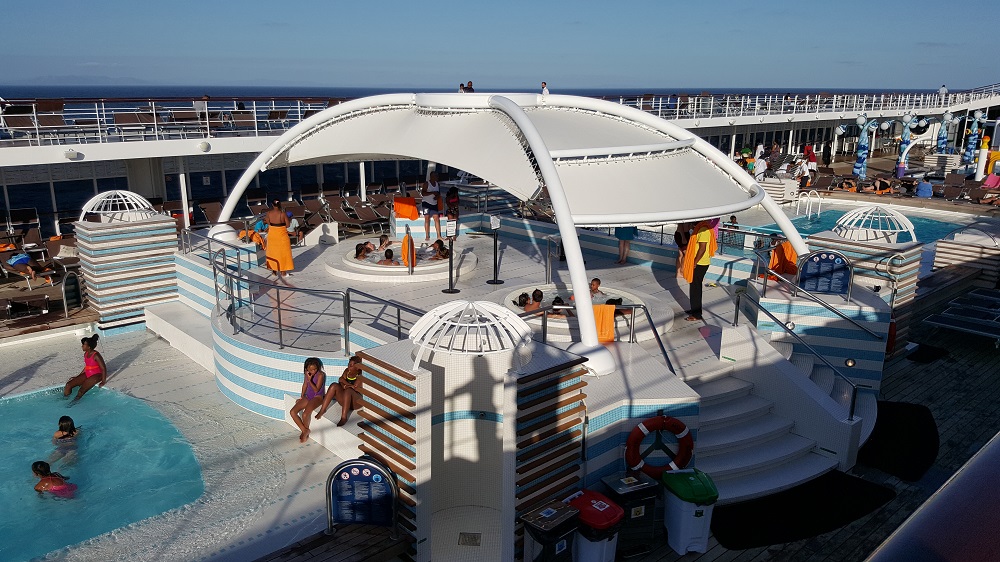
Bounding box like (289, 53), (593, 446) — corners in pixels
(757, 210), (957, 243)
(0, 387), (203, 562)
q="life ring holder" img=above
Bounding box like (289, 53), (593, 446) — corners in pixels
(624, 415), (694, 479)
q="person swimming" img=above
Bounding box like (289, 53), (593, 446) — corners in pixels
(32, 460), (76, 498)
(512, 292), (529, 308)
(50, 416), (80, 465)
(524, 289), (543, 312)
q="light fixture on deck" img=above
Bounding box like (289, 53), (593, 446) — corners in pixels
(845, 358), (857, 368)
(63, 149), (79, 160)
(197, 141), (212, 153)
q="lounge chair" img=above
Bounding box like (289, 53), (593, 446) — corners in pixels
(197, 201), (224, 224)
(0, 249), (57, 290)
(45, 238), (81, 272)
(325, 205), (383, 235)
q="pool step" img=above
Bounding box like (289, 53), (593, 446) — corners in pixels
(145, 300), (214, 373)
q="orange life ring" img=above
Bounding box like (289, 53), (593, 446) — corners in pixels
(624, 416), (693, 479)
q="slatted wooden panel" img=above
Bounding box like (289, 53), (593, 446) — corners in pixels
(933, 239), (1000, 289)
(513, 365), (587, 558)
(355, 351), (421, 552)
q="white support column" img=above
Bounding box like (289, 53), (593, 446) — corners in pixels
(178, 157), (191, 230)
(285, 167), (292, 200)
(359, 161), (367, 202)
(317, 164), (324, 191)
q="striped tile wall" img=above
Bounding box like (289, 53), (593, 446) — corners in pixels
(75, 216), (179, 330)
(806, 233), (921, 352)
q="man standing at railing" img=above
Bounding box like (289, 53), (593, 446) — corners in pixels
(682, 219), (718, 322)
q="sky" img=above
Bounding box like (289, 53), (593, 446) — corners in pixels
(1, 0), (994, 91)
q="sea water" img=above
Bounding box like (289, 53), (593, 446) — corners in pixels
(0, 387), (203, 562)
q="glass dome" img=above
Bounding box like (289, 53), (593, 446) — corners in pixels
(832, 206), (916, 243)
(78, 190), (157, 223)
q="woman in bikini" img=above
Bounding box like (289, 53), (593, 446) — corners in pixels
(316, 355), (363, 426)
(63, 334), (106, 401)
(290, 357), (326, 443)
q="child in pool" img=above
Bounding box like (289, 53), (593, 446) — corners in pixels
(512, 292), (529, 308)
(377, 234), (392, 251)
(316, 355), (363, 426)
(549, 296), (574, 317)
(63, 334), (106, 400)
(290, 357), (326, 443)
(50, 416), (80, 465)
(32, 461), (76, 498)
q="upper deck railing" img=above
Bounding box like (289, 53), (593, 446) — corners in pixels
(0, 86), (996, 148)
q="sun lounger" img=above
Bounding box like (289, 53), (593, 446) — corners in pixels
(924, 312), (1000, 347)
(325, 205), (382, 235)
(970, 288), (1000, 302)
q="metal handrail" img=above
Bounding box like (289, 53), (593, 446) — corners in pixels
(205, 244), (425, 354)
(733, 291), (859, 420)
(519, 302), (674, 374)
(872, 253), (906, 309)
(942, 226), (1000, 248)
(752, 248), (883, 341)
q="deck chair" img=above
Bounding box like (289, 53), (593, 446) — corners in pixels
(303, 199), (333, 223)
(45, 238), (81, 272)
(810, 176), (835, 191)
(0, 249), (56, 290)
(230, 110), (257, 132)
(2, 115), (37, 140)
(198, 202), (224, 224)
(265, 110), (289, 130)
(350, 204), (389, 232)
(942, 186), (966, 200)
(113, 112), (157, 140)
(325, 205), (382, 235)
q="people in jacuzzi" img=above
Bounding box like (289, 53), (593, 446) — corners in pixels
(377, 248), (400, 266)
(606, 297), (631, 316)
(549, 296), (574, 317)
(316, 355), (363, 427)
(571, 277), (605, 301)
(377, 234), (392, 251)
(513, 292), (530, 308)
(524, 289), (543, 312)
(429, 239), (450, 260)
(354, 242), (372, 261)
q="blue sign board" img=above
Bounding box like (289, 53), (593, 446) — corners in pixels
(798, 251), (851, 296)
(327, 456), (398, 529)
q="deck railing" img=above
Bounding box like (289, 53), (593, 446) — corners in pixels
(2, 86), (996, 147)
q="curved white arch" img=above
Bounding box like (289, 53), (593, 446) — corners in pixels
(221, 93), (809, 373)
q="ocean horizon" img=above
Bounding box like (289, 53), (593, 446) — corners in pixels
(0, 84), (940, 100)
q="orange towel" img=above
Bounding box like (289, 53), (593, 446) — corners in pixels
(400, 234), (413, 267)
(763, 241), (798, 278)
(394, 197), (419, 221)
(238, 230), (266, 248)
(681, 221), (718, 283)
(593, 304), (616, 343)
(264, 225), (293, 272)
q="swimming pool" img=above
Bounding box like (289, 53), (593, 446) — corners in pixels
(757, 209), (956, 243)
(0, 387), (203, 562)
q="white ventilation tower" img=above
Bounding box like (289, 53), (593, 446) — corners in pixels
(78, 190), (157, 223)
(408, 300), (533, 371)
(832, 206), (917, 243)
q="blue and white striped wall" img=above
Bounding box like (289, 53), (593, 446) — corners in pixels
(76, 215), (179, 331)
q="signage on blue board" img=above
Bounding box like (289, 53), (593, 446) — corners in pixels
(798, 252), (850, 295)
(329, 457), (396, 526)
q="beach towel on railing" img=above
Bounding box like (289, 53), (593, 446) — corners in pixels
(394, 197), (419, 220)
(401, 234), (413, 267)
(761, 241), (798, 279)
(593, 304), (616, 343)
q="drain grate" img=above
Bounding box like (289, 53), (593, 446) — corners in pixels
(458, 532), (482, 546)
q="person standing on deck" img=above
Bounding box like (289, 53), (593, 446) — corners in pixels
(803, 143), (817, 182)
(265, 200), (294, 277)
(541, 82), (550, 95)
(822, 141), (832, 168)
(421, 172), (443, 243)
(682, 220), (717, 322)
(465, 81), (475, 93)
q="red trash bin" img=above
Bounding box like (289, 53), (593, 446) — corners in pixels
(566, 489), (625, 562)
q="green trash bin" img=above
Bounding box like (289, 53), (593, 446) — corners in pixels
(661, 468), (718, 555)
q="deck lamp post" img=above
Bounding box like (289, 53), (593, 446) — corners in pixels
(963, 110), (986, 164)
(881, 113), (915, 178)
(918, 112), (954, 154)
(843, 115), (880, 180)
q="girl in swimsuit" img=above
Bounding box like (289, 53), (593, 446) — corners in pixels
(316, 355), (363, 427)
(63, 334), (106, 400)
(290, 357), (326, 443)
(50, 415), (81, 464)
(32, 461), (76, 498)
